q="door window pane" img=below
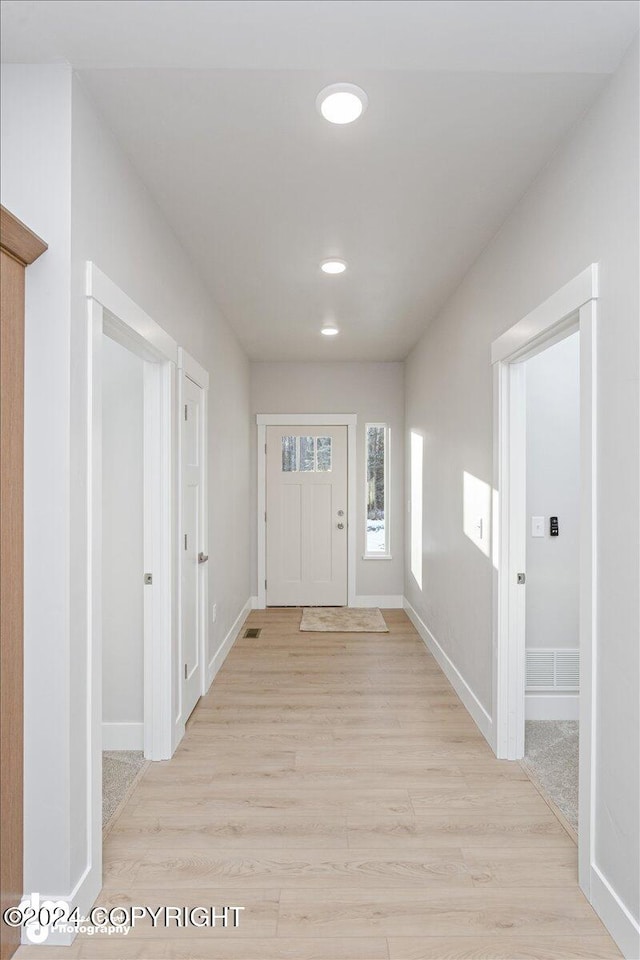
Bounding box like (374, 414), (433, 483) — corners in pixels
(316, 436), (332, 472)
(281, 434), (334, 473)
(366, 425), (387, 554)
(282, 436), (297, 472)
(299, 436), (315, 472)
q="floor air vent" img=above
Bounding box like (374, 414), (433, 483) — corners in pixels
(525, 648), (579, 691)
(243, 627), (262, 638)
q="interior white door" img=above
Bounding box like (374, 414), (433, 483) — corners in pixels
(181, 373), (205, 720)
(266, 425), (348, 606)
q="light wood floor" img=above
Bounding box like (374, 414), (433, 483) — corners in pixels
(17, 609), (620, 960)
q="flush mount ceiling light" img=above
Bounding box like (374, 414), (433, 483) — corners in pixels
(321, 325), (340, 336)
(321, 258), (347, 275)
(316, 83), (368, 125)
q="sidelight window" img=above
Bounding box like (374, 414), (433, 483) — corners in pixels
(365, 424), (390, 557)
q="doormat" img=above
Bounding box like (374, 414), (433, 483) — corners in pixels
(300, 607), (388, 633)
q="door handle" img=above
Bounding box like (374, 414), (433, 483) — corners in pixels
(198, 552), (209, 563)
(337, 523), (345, 530)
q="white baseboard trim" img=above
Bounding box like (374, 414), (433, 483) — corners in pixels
(525, 693), (579, 720)
(20, 856), (102, 946)
(590, 863), (640, 959)
(353, 594), (404, 608)
(206, 598), (252, 690)
(102, 721), (144, 750)
(403, 598), (493, 748)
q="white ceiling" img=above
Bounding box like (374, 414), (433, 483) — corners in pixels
(2, 1), (638, 360)
(3, 1), (638, 72)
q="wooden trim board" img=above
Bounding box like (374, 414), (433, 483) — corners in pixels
(0, 205), (47, 265)
(0, 208), (46, 960)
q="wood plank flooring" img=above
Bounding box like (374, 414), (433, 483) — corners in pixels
(16, 609), (620, 959)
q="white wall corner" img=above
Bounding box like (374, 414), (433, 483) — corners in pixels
(403, 597), (494, 749)
(250, 596), (260, 609)
(206, 599), (252, 690)
(590, 864), (640, 960)
(101, 722), (144, 750)
(353, 595), (404, 609)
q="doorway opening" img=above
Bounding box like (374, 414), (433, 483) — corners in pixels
(492, 263), (598, 898)
(520, 332), (580, 836)
(100, 333), (147, 830)
(86, 263), (176, 892)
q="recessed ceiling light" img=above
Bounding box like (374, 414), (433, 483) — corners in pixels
(321, 259), (347, 274)
(316, 83), (368, 125)
(321, 325), (340, 336)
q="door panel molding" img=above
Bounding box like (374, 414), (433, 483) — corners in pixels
(256, 414), (357, 609)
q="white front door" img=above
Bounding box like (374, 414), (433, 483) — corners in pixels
(181, 373), (206, 720)
(266, 425), (348, 606)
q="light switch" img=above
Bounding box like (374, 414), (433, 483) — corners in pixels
(531, 516), (545, 538)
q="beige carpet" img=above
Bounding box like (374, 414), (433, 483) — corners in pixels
(523, 720), (578, 833)
(300, 607), (388, 632)
(102, 750), (146, 831)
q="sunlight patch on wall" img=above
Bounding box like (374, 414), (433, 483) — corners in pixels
(410, 431), (423, 589)
(463, 470), (491, 559)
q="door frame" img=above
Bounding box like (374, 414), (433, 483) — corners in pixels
(86, 262), (176, 893)
(177, 348), (209, 721)
(256, 413), (357, 608)
(491, 263), (598, 896)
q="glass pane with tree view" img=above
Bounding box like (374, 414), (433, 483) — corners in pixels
(366, 425), (387, 553)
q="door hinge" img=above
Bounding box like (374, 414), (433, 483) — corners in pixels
(184, 663), (187, 680)
(265, 443), (267, 455)
(265, 579), (267, 590)
(184, 533), (188, 550)
(264, 511), (267, 522)
(517, 572), (526, 584)
(184, 404), (188, 421)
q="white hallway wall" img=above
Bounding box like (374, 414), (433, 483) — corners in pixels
(525, 332), (580, 651)
(250, 361), (405, 600)
(101, 335), (144, 743)
(68, 73), (251, 886)
(405, 36), (639, 946)
(1, 63), (251, 905)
